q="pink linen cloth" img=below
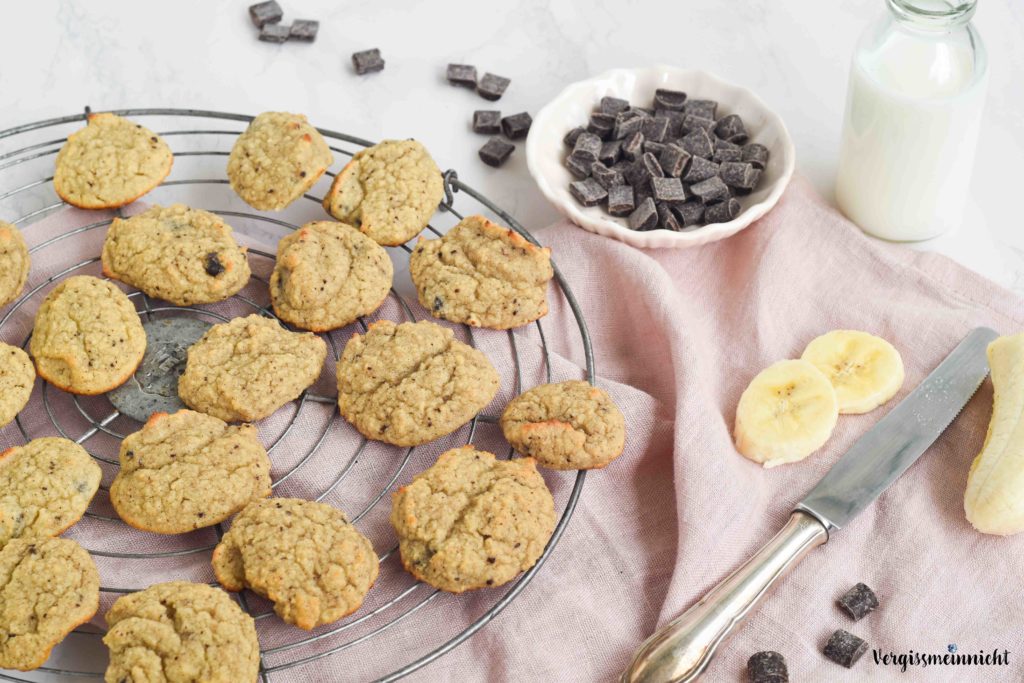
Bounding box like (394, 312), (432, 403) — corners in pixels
(3, 173), (1023, 682)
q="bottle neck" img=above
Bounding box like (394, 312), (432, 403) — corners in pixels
(886, 0), (976, 30)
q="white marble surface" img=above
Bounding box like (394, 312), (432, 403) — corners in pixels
(1, 0), (1022, 291)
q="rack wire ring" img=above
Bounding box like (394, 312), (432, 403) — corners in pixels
(0, 108), (595, 683)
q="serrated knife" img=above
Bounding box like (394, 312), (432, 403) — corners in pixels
(622, 326), (999, 683)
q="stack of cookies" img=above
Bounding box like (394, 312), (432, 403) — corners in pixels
(0, 109), (627, 680)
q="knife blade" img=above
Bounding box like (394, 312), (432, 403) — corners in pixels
(622, 327), (998, 683)
(796, 325), (998, 530)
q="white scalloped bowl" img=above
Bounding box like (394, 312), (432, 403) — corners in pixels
(527, 66), (796, 249)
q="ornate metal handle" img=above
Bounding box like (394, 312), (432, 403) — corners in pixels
(621, 511), (829, 683)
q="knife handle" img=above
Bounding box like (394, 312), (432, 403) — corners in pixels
(621, 511), (829, 683)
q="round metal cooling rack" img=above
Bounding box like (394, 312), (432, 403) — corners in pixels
(0, 108), (594, 682)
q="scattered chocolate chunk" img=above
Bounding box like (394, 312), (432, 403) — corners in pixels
(613, 112), (645, 140)
(747, 651), (788, 683)
(682, 114), (715, 135)
(588, 112), (616, 139)
(654, 88), (688, 111)
(565, 154), (593, 178)
(659, 144), (691, 178)
(823, 630), (869, 669)
(258, 23), (290, 43)
(473, 110), (502, 135)
(502, 112), (532, 140)
(249, 1), (283, 28)
(672, 200), (705, 227)
(570, 178), (607, 207)
(720, 161), (760, 189)
(352, 48), (385, 75)
(837, 583), (879, 622)
(682, 156), (719, 183)
(591, 162), (624, 190)
(447, 63), (478, 87)
(714, 114), (749, 144)
(657, 203), (682, 231)
(600, 96), (631, 115)
(643, 141), (666, 156)
(628, 197), (658, 230)
(478, 73), (511, 101)
(598, 140), (622, 166)
(563, 126), (586, 148)
(679, 128), (714, 159)
(742, 143), (770, 169)
(705, 198), (742, 223)
(204, 252), (225, 276)
(621, 131), (645, 161)
(478, 137), (514, 167)
(290, 19), (319, 42)
(641, 117), (669, 143)
(607, 185), (635, 216)
(690, 176), (731, 204)
(573, 132), (602, 162)
(625, 152), (663, 187)
(651, 176), (687, 203)
(683, 99), (717, 120)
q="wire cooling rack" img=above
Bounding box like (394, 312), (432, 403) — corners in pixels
(0, 108), (593, 682)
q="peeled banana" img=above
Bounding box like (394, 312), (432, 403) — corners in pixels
(964, 333), (1024, 536)
(801, 330), (905, 414)
(734, 359), (839, 468)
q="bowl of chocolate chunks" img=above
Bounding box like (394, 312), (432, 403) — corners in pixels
(527, 66), (795, 248)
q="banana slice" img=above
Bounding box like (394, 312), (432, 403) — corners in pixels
(801, 330), (905, 414)
(734, 359), (839, 468)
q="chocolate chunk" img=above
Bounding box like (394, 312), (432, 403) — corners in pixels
(565, 154), (593, 178)
(683, 99), (717, 120)
(573, 132), (602, 162)
(600, 96), (631, 115)
(621, 131), (645, 161)
(690, 176), (731, 204)
(569, 178), (607, 207)
(643, 141), (666, 156)
(478, 137), (514, 167)
(658, 144), (692, 178)
(478, 73), (510, 101)
(564, 126), (586, 148)
(656, 110), (685, 138)
(249, 1), (283, 28)
(625, 152), (663, 187)
(714, 146), (744, 163)
(607, 185), (635, 216)
(704, 198), (742, 223)
(681, 114), (715, 135)
(352, 48), (385, 75)
(588, 112), (616, 139)
(473, 110), (502, 135)
(679, 128), (714, 159)
(258, 23), (290, 43)
(823, 630), (869, 669)
(613, 111), (645, 140)
(290, 19), (319, 42)
(657, 203), (682, 231)
(502, 112), (532, 140)
(641, 116), (669, 143)
(742, 143), (770, 169)
(598, 140), (622, 166)
(672, 200), (705, 227)
(591, 162), (624, 190)
(714, 114), (749, 144)
(747, 651), (788, 683)
(653, 88), (688, 111)
(631, 106), (655, 117)
(651, 176), (687, 203)
(628, 197), (658, 231)
(837, 583), (879, 622)
(204, 252), (225, 276)
(447, 63), (478, 87)
(682, 156), (719, 183)
(720, 161), (760, 189)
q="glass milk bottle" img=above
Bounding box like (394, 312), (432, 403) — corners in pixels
(835, 0), (987, 241)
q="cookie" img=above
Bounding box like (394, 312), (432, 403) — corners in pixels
(409, 215), (553, 329)
(101, 204), (251, 306)
(178, 314), (327, 422)
(29, 275), (146, 395)
(500, 381), (626, 470)
(110, 410), (271, 534)
(53, 112), (173, 209)
(390, 446), (555, 593)
(0, 222), (29, 308)
(336, 320), (500, 446)
(227, 111), (333, 211)
(270, 220), (393, 332)
(212, 498), (378, 630)
(322, 139), (443, 246)
(0, 538), (100, 671)
(104, 581), (260, 683)
(0, 437), (101, 548)
(0, 343), (34, 428)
